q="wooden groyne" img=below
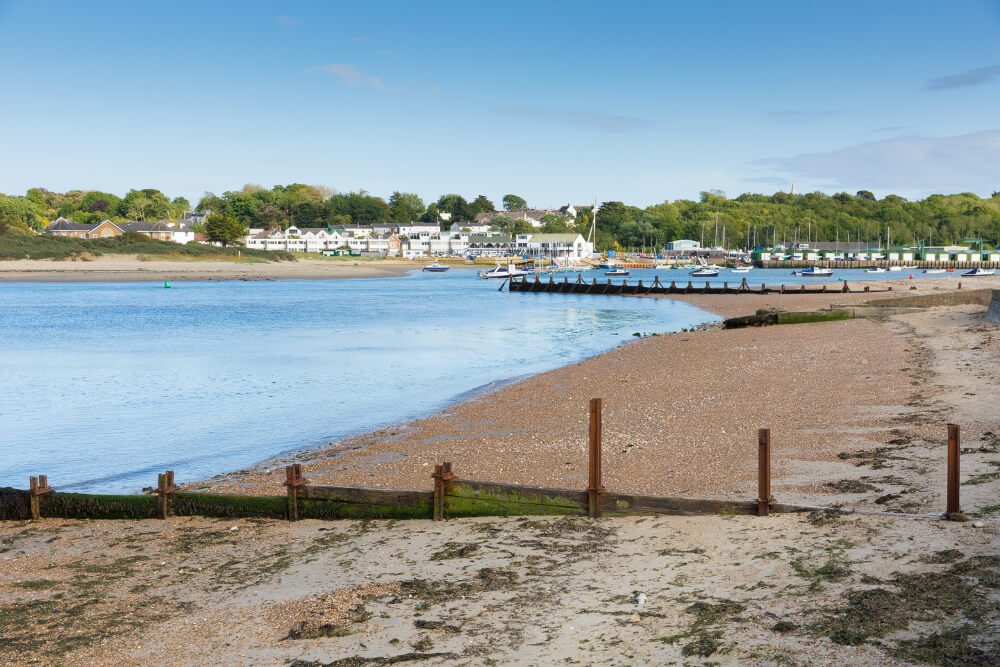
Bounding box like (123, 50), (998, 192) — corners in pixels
(508, 274), (892, 296)
(2, 400), (969, 524)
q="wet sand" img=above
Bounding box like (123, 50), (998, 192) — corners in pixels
(0, 255), (427, 282)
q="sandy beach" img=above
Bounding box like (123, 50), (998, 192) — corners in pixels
(2, 275), (999, 665)
(0, 255), (429, 282)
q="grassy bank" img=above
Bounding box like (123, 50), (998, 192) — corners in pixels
(0, 232), (295, 261)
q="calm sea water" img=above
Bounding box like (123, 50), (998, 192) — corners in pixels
(0, 269), (721, 493)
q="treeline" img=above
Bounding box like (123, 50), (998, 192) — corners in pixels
(0, 188), (190, 234)
(3, 185), (999, 250)
(593, 190), (1000, 251)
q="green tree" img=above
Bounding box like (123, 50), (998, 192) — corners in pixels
(437, 194), (472, 221)
(389, 191), (426, 223)
(421, 202), (441, 224)
(120, 189), (172, 220)
(539, 213), (570, 233)
(502, 194), (527, 211)
(204, 213), (248, 246)
(470, 194), (495, 216)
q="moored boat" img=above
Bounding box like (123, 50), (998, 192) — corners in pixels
(923, 268), (947, 274)
(865, 267), (887, 274)
(795, 267), (833, 277)
(691, 268), (719, 277)
(422, 263), (450, 273)
(605, 268), (630, 276)
(888, 266), (904, 272)
(961, 267), (996, 277)
(479, 264), (528, 279)
(730, 266), (752, 274)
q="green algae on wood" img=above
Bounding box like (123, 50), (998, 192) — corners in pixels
(444, 481), (586, 518)
(40, 492), (158, 520)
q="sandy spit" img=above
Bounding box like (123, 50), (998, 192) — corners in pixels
(0, 255), (434, 282)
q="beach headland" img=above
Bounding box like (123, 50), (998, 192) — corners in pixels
(0, 254), (431, 282)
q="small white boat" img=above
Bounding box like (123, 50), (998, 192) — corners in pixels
(605, 268), (630, 276)
(479, 264), (527, 279)
(888, 266), (904, 272)
(865, 267), (887, 274)
(795, 267), (833, 277)
(691, 268), (719, 277)
(654, 264), (670, 270)
(422, 263), (449, 273)
(961, 267), (996, 277)
(730, 266), (752, 274)
(923, 268), (947, 274)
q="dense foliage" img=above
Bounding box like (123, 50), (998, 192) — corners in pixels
(3, 185), (999, 251)
(0, 188), (190, 230)
(590, 191), (1000, 251)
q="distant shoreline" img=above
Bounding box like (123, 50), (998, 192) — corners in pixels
(0, 255), (441, 282)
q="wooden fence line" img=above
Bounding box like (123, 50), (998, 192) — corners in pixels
(3, 403), (966, 523)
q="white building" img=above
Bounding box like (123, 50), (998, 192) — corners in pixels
(667, 239), (701, 251)
(245, 220), (499, 257)
(513, 233), (593, 260)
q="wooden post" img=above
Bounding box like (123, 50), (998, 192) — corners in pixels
(29, 476), (39, 521)
(947, 424), (961, 516)
(757, 429), (772, 516)
(156, 470), (177, 519)
(588, 398), (604, 518)
(285, 464), (306, 521)
(432, 464), (444, 521)
(28, 475), (53, 521)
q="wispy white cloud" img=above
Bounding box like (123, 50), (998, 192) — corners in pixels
(316, 64), (384, 90)
(924, 64), (1000, 90)
(275, 16), (302, 26)
(755, 129), (1000, 193)
(494, 106), (654, 133)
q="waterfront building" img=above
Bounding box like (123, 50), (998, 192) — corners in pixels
(465, 234), (513, 258)
(667, 239), (701, 251)
(513, 233), (594, 260)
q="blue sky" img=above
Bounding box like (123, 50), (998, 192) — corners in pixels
(1, 0), (999, 207)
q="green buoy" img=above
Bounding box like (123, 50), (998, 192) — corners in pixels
(164, 281), (171, 289)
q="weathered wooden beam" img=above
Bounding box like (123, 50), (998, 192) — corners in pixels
(601, 492), (758, 516)
(588, 398), (604, 518)
(947, 423), (961, 517)
(758, 429), (772, 517)
(444, 480), (587, 517)
(300, 485), (433, 505)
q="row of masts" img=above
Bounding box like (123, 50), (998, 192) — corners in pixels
(586, 203), (924, 253)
